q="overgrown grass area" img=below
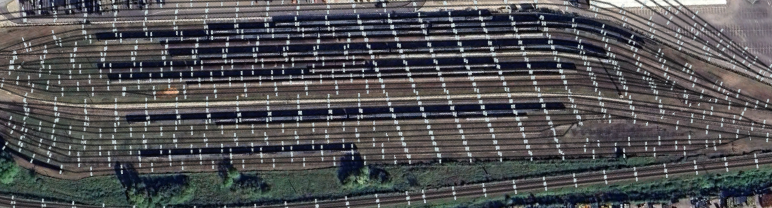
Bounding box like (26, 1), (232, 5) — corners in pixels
(389, 157), (661, 190)
(0, 156), (668, 207)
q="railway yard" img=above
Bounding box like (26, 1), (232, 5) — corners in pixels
(0, 0), (772, 207)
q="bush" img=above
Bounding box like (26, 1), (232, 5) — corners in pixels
(343, 166), (370, 186)
(369, 166), (390, 183)
(125, 175), (195, 208)
(223, 167), (241, 188)
(127, 183), (195, 208)
(0, 151), (20, 184)
(217, 160), (269, 194)
(341, 166), (390, 187)
(232, 174), (270, 194)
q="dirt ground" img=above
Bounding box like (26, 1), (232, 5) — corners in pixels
(670, 0), (772, 63)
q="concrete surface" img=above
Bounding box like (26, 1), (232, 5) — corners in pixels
(592, 0), (726, 8)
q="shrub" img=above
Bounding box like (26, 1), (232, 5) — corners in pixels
(217, 160), (269, 194)
(0, 151), (19, 184)
(125, 175), (195, 208)
(232, 174), (270, 194)
(341, 166), (390, 187)
(369, 166), (390, 183)
(223, 167), (241, 188)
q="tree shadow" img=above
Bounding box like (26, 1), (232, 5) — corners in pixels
(216, 157), (233, 180)
(113, 161), (191, 207)
(113, 162), (141, 189)
(337, 152), (364, 183)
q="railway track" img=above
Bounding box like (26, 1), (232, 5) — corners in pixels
(0, 0), (771, 207)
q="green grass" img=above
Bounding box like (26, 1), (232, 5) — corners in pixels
(0, 169), (128, 206)
(184, 157), (666, 206)
(184, 169), (339, 205)
(0, 156), (666, 207)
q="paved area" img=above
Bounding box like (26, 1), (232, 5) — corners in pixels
(592, 0), (727, 8)
(0, 0), (17, 26)
(624, 0), (772, 63)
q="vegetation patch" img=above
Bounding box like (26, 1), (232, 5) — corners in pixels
(500, 167), (772, 206)
(116, 163), (195, 208)
(0, 156), (666, 207)
(338, 153), (391, 188)
(0, 152), (126, 206)
(125, 177), (195, 208)
(0, 151), (19, 184)
(218, 160), (270, 197)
